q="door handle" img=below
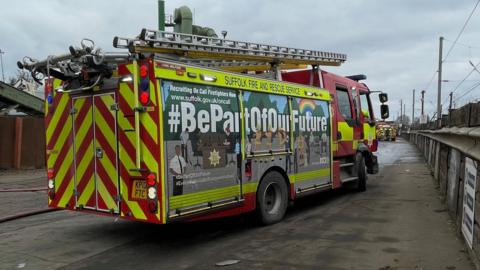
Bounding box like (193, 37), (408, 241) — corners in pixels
(96, 147), (103, 159)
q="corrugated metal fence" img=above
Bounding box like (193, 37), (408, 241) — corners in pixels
(0, 116), (45, 169)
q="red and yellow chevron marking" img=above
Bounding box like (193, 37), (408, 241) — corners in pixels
(93, 94), (119, 213)
(71, 94), (120, 213)
(45, 78), (75, 209)
(117, 60), (162, 223)
(73, 97), (96, 209)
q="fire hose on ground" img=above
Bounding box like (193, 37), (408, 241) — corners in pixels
(0, 187), (47, 192)
(0, 208), (62, 223)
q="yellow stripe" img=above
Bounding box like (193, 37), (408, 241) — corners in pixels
(46, 95), (69, 140)
(96, 141), (118, 211)
(73, 99), (92, 154)
(149, 80), (157, 106)
(243, 182), (258, 194)
(141, 113), (158, 143)
(97, 178), (117, 211)
(47, 112), (72, 168)
(291, 168), (330, 182)
(58, 176), (74, 207)
(141, 140), (158, 175)
(119, 83), (135, 112)
(94, 102), (116, 153)
(75, 142), (95, 206)
(54, 146), (73, 194)
(170, 185), (241, 209)
(119, 154), (146, 219)
(78, 175), (94, 206)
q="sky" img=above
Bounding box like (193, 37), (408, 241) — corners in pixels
(1, 0), (480, 120)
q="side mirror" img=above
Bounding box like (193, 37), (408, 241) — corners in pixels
(380, 104), (389, 119)
(379, 93), (388, 103)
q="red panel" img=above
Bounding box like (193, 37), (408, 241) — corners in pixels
(332, 160), (342, 189)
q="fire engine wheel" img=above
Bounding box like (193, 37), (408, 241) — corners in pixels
(355, 153), (367, 192)
(256, 171), (288, 225)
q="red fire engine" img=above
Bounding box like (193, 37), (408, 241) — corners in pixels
(18, 28), (389, 225)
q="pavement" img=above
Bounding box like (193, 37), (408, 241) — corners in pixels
(0, 138), (474, 270)
(0, 169), (47, 217)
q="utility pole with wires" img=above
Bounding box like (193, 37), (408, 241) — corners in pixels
(412, 89), (415, 125)
(0, 49), (5, 82)
(421, 90), (425, 115)
(437, 36), (443, 127)
(400, 99), (403, 124)
(449, 92), (453, 111)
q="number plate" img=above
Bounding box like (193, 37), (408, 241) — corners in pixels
(131, 180), (147, 200)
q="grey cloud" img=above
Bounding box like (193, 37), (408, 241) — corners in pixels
(1, 0), (479, 119)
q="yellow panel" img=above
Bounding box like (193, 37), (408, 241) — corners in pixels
(338, 122), (353, 141)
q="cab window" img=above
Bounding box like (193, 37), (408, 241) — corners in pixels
(360, 93), (372, 120)
(336, 87), (353, 120)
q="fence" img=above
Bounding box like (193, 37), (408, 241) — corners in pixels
(0, 116), (45, 169)
(412, 102), (480, 130)
(408, 126), (480, 268)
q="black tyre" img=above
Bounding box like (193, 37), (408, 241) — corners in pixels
(256, 171), (288, 225)
(355, 153), (367, 192)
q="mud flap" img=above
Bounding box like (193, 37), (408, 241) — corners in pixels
(366, 154), (378, 174)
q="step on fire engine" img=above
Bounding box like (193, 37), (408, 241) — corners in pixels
(19, 28), (389, 225)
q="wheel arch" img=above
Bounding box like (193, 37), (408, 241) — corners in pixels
(257, 166), (293, 201)
(357, 143), (373, 164)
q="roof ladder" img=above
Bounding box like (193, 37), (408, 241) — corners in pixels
(113, 29), (347, 70)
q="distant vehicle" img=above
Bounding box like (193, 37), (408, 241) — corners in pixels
(18, 28), (388, 225)
(376, 122), (397, 141)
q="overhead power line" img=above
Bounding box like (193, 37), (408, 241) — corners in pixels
(442, 0), (480, 62)
(453, 81), (480, 104)
(440, 60), (480, 108)
(423, 70), (438, 91)
(444, 38), (480, 49)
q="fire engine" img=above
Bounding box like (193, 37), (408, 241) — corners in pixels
(376, 122), (397, 141)
(18, 28), (389, 225)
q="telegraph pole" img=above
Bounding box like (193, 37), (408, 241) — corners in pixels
(421, 90), (425, 115)
(0, 49), (5, 82)
(437, 36), (444, 127)
(400, 99), (403, 124)
(449, 92), (453, 111)
(412, 89), (415, 125)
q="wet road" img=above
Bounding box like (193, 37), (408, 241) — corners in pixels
(0, 138), (474, 270)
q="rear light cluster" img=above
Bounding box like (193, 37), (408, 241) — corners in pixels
(139, 62), (150, 106)
(146, 173), (158, 213)
(47, 168), (55, 200)
(45, 79), (54, 105)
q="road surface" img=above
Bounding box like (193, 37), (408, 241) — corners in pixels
(0, 138), (474, 270)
